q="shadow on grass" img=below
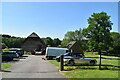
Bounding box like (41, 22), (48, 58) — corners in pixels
(64, 66), (120, 71)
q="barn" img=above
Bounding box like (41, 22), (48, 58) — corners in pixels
(21, 32), (46, 54)
(66, 41), (83, 53)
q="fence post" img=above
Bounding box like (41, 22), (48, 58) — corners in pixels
(0, 36), (2, 71)
(60, 55), (64, 71)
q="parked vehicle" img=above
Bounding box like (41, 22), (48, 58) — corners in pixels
(9, 48), (24, 56)
(56, 52), (84, 62)
(64, 57), (97, 66)
(2, 51), (19, 61)
(45, 47), (69, 60)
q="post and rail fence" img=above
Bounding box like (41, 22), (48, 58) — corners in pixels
(59, 55), (120, 71)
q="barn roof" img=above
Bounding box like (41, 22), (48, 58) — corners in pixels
(28, 32), (39, 37)
(22, 32), (45, 45)
(66, 41), (76, 49)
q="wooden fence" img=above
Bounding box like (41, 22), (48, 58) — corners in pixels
(59, 55), (120, 71)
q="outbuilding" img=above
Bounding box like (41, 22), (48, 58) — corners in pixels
(66, 41), (83, 53)
(21, 32), (46, 54)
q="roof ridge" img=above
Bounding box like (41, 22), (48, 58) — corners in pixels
(28, 32), (40, 38)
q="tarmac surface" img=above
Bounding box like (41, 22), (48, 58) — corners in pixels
(1, 55), (67, 80)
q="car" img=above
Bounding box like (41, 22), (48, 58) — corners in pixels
(56, 52), (84, 62)
(2, 51), (19, 61)
(9, 48), (24, 56)
(64, 57), (97, 66)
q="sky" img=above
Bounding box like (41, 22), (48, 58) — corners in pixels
(1, 2), (118, 40)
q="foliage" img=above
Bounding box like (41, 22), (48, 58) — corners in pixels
(61, 28), (84, 47)
(53, 38), (61, 47)
(106, 32), (120, 55)
(63, 28), (83, 41)
(82, 12), (113, 52)
(42, 37), (61, 47)
(1, 43), (8, 49)
(110, 32), (120, 47)
(1, 34), (25, 48)
(43, 37), (53, 46)
(61, 39), (71, 47)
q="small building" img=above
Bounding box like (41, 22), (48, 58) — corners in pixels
(21, 32), (46, 54)
(66, 41), (83, 53)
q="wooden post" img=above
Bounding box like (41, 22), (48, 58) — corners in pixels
(0, 37), (2, 71)
(60, 55), (64, 71)
(99, 49), (102, 70)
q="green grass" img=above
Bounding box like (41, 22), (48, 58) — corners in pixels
(49, 52), (120, 79)
(24, 51), (32, 55)
(2, 48), (9, 51)
(1, 63), (12, 70)
(49, 60), (119, 79)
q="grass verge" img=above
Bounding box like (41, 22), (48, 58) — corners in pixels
(49, 60), (119, 79)
(49, 52), (120, 79)
(1, 63), (12, 70)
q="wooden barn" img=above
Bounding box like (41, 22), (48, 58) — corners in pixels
(21, 32), (46, 54)
(66, 41), (83, 53)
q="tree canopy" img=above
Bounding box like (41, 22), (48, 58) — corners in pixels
(82, 12), (113, 51)
(61, 28), (84, 47)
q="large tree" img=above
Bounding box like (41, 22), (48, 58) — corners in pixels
(82, 12), (113, 69)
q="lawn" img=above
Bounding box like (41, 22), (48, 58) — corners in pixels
(49, 52), (120, 79)
(1, 63), (12, 70)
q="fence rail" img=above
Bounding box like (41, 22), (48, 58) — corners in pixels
(64, 64), (120, 68)
(59, 55), (120, 71)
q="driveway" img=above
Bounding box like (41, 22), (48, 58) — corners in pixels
(2, 55), (67, 80)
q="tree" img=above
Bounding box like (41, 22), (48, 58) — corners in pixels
(110, 32), (120, 47)
(82, 12), (113, 69)
(61, 28), (84, 47)
(1, 43), (8, 49)
(43, 37), (53, 47)
(109, 32), (120, 55)
(53, 38), (61, 47)
(1, 34), (25, 48)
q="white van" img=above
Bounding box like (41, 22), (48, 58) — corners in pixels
(45, 47), (68, 60)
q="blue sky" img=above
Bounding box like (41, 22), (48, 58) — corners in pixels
(2, 2), (118, 40)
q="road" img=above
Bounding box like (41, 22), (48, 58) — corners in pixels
(2, 55), (67, 80)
